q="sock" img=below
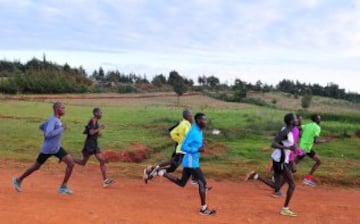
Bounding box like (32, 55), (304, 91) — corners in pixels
(201, 205), (207, 211)
(306, 174), (312, 180)
(283, 207), (288, 210)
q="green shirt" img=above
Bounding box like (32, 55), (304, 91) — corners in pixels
(299, 122), (321, 152)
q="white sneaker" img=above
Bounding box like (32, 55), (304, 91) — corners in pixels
(143, 166), (152, 184)
(244, 170), (259, 181)
(157, 169), (167, 176)
(303, 178), (316, 187)
(149, 165), (160, 178)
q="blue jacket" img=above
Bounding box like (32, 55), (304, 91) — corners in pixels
(181, 123), (203, 168)
(39, 115), (64, 154)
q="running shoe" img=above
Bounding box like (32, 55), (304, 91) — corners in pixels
(12, 177), (22, 192)
(157, 169), (167, 177)
(200, 207), (216, 216)
(143, 165), (153, 184)
(58, 186), (73, 195)
(103, 178), (115, 188)
(244, 170), (259, 181)
(191, 179), (198, 185)
(149, 165), (160, 179)
(272, 190), (283, 198)
(303, 178), (316, 187)
(280, 207), (297, 217)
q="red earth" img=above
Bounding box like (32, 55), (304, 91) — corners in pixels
(1, 160), (359, 224)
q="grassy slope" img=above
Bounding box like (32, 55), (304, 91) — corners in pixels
(0, 92), (359, 186)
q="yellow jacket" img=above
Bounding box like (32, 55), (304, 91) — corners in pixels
(170, 119), (192, 154)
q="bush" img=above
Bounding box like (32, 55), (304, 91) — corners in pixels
(118, 85), (138, 93)
(301, 94), (312, 109)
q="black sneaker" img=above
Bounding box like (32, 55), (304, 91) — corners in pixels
(200, 208), (216, 216)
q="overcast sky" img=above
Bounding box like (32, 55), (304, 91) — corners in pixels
(0, 0), (359, 93)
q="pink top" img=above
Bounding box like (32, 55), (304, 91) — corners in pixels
(289, 126), (301, 162)
(292, 126), (300, 144)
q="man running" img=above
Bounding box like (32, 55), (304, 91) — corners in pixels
(157, 113), (216, 216)
(73, 108), (114, 187)
(12, 102), (75, 195)
(288, 114), (304, 173)
(143, 110), (193, 183)
(245, 113), (297, 216)
(297, 114), (328, 187)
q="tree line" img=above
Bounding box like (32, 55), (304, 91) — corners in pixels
(0, 58), (358, 104)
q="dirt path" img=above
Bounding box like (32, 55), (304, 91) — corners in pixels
(1, 162), (359, 224)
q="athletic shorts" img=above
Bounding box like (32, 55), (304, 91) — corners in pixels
(82, 146), (101, 156)
(171, 153), (185, 166)
(272, 161), (285, 174)
(82, 138), (101, 156)
(298, 149), (316, 159)
(37, 147), (68, 164)
(289, 148), (306, 161)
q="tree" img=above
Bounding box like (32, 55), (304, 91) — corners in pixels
(198, 75), (206, 86)
(255, 80), (263, 91)
(98, 67), (105, 81)
(184, 78), (194, 87)
(151, 74), (167, 87)
(63, 63), (71, 72)
(90, 70), (98, 80)
(206, 76), (220, 89)
(168, 70), (182, 86)
(168, 70), (187, 105)
(173, 79), (187, 97)
(301, 88), (312, 109)
(232, 79), (247, 102)
(106, 70), (120, 82)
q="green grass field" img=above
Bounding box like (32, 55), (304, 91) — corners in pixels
(1, 93), (359, 186)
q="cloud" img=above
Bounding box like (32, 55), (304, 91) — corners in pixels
(0, 0), (359, 92)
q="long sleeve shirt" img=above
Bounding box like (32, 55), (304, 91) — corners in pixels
(181, 123), (203, 168)
(170, 119), (191, 154)
(39, 115), (64, 154)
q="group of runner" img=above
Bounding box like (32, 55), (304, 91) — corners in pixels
(10, 102), (328, 217)
(143, 109), (216, 216)
(244, 113), (328, 216)
(12, 102), (114, 195)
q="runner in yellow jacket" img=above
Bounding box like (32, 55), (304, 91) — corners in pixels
(143, 110), (192, 183)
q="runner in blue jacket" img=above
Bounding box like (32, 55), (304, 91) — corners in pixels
(158, 113), (216, 216)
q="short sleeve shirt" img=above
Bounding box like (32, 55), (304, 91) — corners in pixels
(299, 122), (321, 152)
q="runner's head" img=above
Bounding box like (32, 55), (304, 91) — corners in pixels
(311, 114), (321, 124)
(195, 112), (207, 129)
(93, 108), (102, 119)
(295, 114), (302, 126)
(284, 113), (296, 127)
(183, 109), (193, 123)
(53, 102), (65, 117)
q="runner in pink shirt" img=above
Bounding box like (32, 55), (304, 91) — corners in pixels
(288, 114), (304, 172)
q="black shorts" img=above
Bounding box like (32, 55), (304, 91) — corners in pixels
(165, 153), (185, 173)
(82, 138), (101, 156)
(82, 147), (101, 156)
(176, 167), (207, 187)
(272, 161), (284, 174)
(298, 150), (316, 159)
(36, 147), (68, 165)
(171, 153), (185, 166)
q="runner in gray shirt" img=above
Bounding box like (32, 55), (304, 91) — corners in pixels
(12, 102), (75, 195)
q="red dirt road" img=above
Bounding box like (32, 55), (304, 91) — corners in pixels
(1, 162), (359, 224)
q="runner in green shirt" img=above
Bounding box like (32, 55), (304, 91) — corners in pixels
(297, 114), (329, 187)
